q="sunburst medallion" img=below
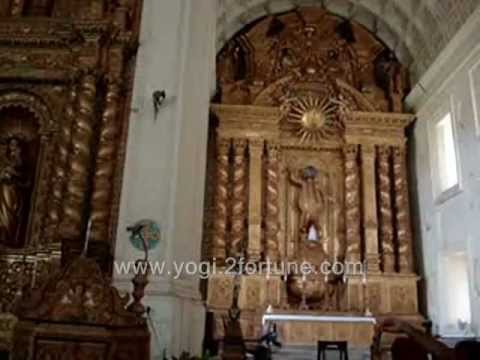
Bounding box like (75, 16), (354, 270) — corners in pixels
(287, 94), (339, 142)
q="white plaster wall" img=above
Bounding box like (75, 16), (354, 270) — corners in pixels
(407, 7), (480, 337)
(114, 0), (217, 357)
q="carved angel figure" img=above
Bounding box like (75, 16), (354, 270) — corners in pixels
(0, 137), (24, 247)
(289, 166), (325, 241)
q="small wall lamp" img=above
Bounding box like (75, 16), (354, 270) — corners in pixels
(153, 90), (166, 120)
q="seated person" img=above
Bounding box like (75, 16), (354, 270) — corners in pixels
(377, 318), (480, 360)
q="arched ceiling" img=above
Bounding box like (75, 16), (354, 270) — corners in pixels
(217, 0), (479, 83)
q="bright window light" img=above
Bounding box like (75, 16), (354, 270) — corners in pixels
(435, 113), (458, 192)
(441, 253), (472, 335)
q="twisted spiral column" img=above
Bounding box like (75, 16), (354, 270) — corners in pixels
(393, 146), (414, 273)
(59, 70), (98, 242)
(90, 77), (122, 242)
(344, 144), (361, 263)
(265, 143), (280, 262)
(46, 80), (77, 240)
(230, 138), (247, 258)
(211, 138), (231, 263)
(377, 146), (395, 272)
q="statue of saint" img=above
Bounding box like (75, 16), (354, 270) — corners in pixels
(289, 166), (325, 242)
(0, 137), (25, 247)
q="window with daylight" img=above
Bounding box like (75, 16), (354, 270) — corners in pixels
(434, 112), (458, 194)
(440, 253), (472, 336)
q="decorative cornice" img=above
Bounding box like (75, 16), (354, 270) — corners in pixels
(0, 20), (77, 47)
(0, 19), (133, 48)
(349, 112), (415, 128)
(344, 111), (415, 146)
(211, 104), (281, 139)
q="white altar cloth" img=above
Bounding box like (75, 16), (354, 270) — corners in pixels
(262, 314), (376, 325)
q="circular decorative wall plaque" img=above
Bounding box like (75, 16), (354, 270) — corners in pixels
(127, 219), (161, 252)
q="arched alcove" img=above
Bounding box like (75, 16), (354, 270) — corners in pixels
(204, 7), (420, 351)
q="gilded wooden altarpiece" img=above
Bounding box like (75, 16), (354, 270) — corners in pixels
(0, 0), (142, 352)
(204, 8), (421, 346)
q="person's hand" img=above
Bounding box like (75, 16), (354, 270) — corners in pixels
(376, 318), (409, 334)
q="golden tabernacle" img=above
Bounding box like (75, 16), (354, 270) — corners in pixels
(203, 8), (421, 347)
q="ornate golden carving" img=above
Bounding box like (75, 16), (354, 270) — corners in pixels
(377, 145), (395, 272)
(45, 83), (77, 241)
(207, 275), (234, 309)
(10, 0), (23, 16)
(0, 313), (16, 352)
(264, 143), (280, 261)
(91, 78), (122, 242)
(344, 144), (361, 263)
(206, 7), (420, 346)
(0, 90), (58, 249)
(59, 71), (98, 242)
(12, 256), (149, 360)
(283, 92), (341, 142)
(393, 146), (414, 273)
(289, 166), (326, 242)
(230, 138), (247, 258)
(16, 256), (143, 326)
(211, 139), (230, 262)
(0, 1), (143, 350)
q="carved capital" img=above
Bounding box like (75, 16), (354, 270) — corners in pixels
(344, 144), (359, 158)
(248, 138), (264, 153)
(232, 138), (247, 155)
(217, 138), (231, 156)
(266, 142), (280, 158)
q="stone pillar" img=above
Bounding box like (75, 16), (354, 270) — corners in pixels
(377, 146), (395, 272)
(59, 70), (98, 259)
(211, 138), (230, 263)
(247, 139), (264, 261)
(360, 144), (380, 272)
(344, 144), (361, 263)
(264, 143), (280, 262)
(393, 146), (414, 273)
(230, 138), (248, 258)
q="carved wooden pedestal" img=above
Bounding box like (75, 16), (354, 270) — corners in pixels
(14, 321), (150, 360)
(12, 257), (150, 360)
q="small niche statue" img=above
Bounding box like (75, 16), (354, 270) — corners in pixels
(0, 137), (26, 247)
(289, 166), (325, 243)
